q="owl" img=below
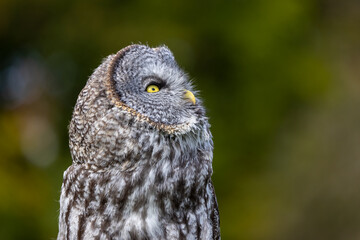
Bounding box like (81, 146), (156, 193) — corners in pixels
(57, 44), (220, 240)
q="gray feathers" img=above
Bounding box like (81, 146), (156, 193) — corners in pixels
(58, 44), (220, 240)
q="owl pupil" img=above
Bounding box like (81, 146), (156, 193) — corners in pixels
(152, 88), (155, 91)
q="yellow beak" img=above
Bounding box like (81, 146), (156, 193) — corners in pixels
(183, 90), (196, 105)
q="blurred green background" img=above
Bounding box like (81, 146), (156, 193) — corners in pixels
(1, 0), (360, 239)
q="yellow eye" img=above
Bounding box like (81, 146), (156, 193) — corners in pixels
(146, 85), (160, 93)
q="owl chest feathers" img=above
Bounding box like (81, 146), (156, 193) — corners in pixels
(59, 128), (216, 239)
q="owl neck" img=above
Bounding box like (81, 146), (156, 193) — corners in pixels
(91, 121), (213, 196)
(117, 126), (214, 196)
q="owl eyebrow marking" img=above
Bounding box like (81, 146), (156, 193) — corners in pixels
(142, 76), (166, 89)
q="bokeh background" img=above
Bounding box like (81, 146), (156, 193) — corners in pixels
(1, 0), (360, 239)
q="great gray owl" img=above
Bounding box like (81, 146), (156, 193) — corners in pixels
(57, 44), (220, 240)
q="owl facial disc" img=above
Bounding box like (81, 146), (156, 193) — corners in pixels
(106, 44), (205, 134)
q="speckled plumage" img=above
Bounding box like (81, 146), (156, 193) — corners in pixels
(57, 44), (220, 240)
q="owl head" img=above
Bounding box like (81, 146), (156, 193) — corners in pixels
(69, 44), (211, 166)
(107, 44), (207, 132)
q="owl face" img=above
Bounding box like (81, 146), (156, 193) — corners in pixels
(110, 45), (203, 130)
